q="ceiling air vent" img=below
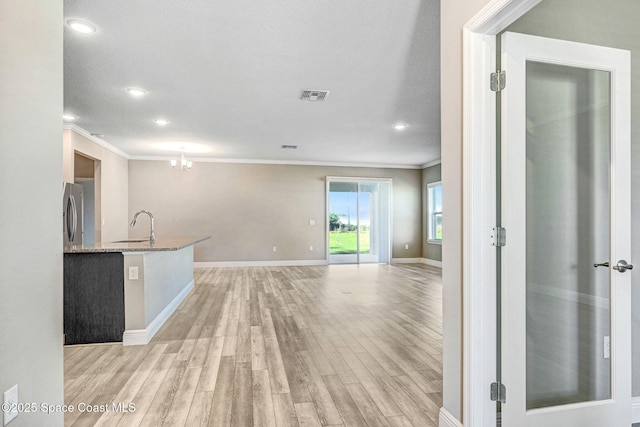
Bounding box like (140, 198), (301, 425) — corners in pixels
(281, 145), (298, 149)
(300, 90), (329, 101)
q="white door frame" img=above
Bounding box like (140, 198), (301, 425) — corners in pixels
(462, 1), (552, 426)
(462, 1), (639, 426)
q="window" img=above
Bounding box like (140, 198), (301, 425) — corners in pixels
(427, 181), (442, 243)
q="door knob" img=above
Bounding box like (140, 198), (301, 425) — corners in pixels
(613, 260), (633, 273)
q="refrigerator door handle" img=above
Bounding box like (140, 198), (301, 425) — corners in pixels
(66, 196), (73, 242)
(70, 195), (77, 242)
(73, 195), (78, 242)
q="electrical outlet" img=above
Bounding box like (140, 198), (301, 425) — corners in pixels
(4, 384), (18, 425)
(405, 244), (409, 250)
(309, 245), (314, 251)
(309, 219), (315, 226)
(129, 266), (139, 280)
(272, 246), (277, 252)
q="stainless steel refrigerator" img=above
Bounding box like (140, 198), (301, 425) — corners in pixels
(63, 182), (83, 246)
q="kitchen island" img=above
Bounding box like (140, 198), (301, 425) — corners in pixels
(64, 236), (209, 345)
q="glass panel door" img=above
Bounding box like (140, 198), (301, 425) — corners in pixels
(328, 179), (391, 264)
(500, 31), (631, 426)
(358, 181), (391, 264)
(328, 181), (359, 264)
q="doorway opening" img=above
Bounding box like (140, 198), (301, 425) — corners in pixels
(73, 151), (101, 245)
(326, 177), (391, 264)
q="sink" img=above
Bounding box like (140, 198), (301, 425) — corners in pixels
(111, 239), (149, 243)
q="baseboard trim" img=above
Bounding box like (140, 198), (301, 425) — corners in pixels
(122, 329), (148, 346)
(195, 259), (443, 268)
(123, 279), (194, 346)
(194, 260), (328, 268)
(391, 258), (424, 264)
(422, 258), (443, 268)
(439, 407), (463, 427)
(392, 257), (443, 268)
(433, 398), (640, 424)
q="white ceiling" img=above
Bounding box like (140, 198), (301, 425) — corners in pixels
(64, 0), (440, 168)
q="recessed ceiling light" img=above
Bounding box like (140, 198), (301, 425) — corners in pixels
(154, 118), (169, 126)
(393, 122), (408, 131)
(126, 87), (147, 98)
(67, 19), (96, 34)
(63, 113), (77, 121)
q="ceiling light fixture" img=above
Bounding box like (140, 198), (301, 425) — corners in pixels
(154, 118), (169, 126)
(393, 122), (408, 131)
(126, 87), (147, 98)
(170, 153), (192, 171)
(151, 141), (213, 154)
(67, 19), (96, 34)
(63, 113), (77, 121)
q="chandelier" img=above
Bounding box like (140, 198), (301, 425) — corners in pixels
(170, 153), (192, 171)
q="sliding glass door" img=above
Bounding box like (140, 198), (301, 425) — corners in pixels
(327, 178), (391, 264)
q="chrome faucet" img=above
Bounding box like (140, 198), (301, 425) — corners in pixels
(130, 210), (155, 244)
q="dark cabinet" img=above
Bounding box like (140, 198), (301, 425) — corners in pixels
(63, 253), (125, 344)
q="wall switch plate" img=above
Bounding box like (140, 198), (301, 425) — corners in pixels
(3, 384), (18, 425)
(405, 244), (409, 250)
(309, 219), (315, 226)
(129, 266), (139, 280)
(272, 246), (277, 252)
(604, 336), (610, 359)
(309, 245), (313, 251)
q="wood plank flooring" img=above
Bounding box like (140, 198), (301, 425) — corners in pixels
(64, 264), (442, 427)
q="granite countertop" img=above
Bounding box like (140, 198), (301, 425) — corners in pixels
(64, 236), (210, 253)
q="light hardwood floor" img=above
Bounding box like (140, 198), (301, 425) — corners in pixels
(64, 264), (442, 427)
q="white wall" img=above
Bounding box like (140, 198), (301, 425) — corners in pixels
(123, 246), (193, 329)
(0, 1), (65, 425)
(128, 161), (423, 263)
(63, 129), (129, 242)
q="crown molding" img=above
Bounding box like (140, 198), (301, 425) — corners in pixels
(63, 124), (131, 159)
(128, 155), (425, 170)
(63, 125), (434, 170)
(421, 159), (441, 169)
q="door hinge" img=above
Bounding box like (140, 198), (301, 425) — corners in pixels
(491, 227), (506, 247)
(491, 382), (507, 403)
(490, 70), (506, 92)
